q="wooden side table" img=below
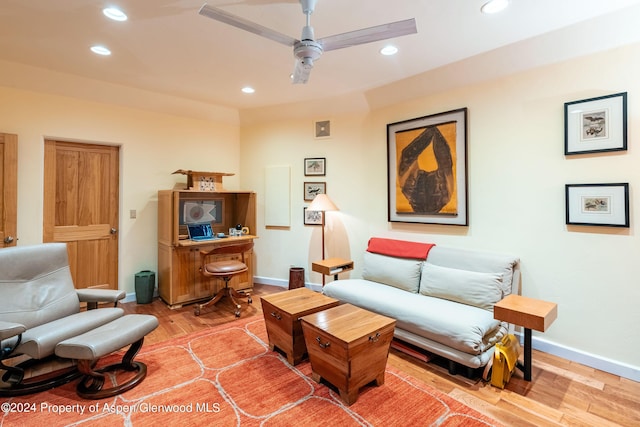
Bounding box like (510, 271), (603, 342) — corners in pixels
(311, 258), (353, 285)
(493, 294), (558, 381)
(260, 288), (339, 365)
(300, 304), (396, 405)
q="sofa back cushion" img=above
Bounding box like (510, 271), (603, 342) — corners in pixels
(425, 246), (519, 297)
(419, 262), (503, 311)
(362, 251), (422, 293)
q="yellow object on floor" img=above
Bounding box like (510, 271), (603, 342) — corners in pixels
(491, 334), (522, 388)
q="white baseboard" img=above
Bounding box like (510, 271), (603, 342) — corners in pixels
(122, 292), (138, 303)
(122, 289), (159, 304)
(520, 333), (640, 382)
(254, 276), (322, 292)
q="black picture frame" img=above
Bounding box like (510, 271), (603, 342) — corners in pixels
(564, 92), (627, 155)
(303, 207), (323, 225)
(304, 158), (326, 176)
(387, 108), (468, 225)
(304, 182), (326, 201)
(565, 183), (629, 227)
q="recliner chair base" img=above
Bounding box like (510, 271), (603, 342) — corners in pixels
(0, 355), (82, 397)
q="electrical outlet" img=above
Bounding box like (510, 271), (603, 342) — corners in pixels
(130, 209), (137, 219)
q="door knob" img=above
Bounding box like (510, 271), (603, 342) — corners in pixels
(110, 228), (118, 234)
(3, 236), (14, 244)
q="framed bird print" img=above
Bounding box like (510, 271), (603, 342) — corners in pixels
(564, 92), (627, 155)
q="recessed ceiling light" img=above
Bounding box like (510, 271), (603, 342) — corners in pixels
(241, 86), (255, 94)
(380, 45), (398, 56)
(103, 7), (128, 21)
(90, 45), (111, 56)
(481, 0), (509, 14)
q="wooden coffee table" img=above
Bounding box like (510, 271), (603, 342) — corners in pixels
(300, 304), (396, 405)
(260, 288), (339, 365)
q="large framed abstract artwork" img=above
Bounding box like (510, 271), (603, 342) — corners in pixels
(387, 108), (468, 225)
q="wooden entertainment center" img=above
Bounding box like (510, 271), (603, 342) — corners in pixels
(157, 189), (257, 309)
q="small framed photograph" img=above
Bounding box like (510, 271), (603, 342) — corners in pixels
(304, 182), (326, 201)
(564, 92), (627, 155)
(303, 207), (323, 225)
(304, 158), (326, 176)
(565, 183), (629, 227)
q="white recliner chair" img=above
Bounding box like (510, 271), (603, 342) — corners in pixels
(0, 243), (157, 398)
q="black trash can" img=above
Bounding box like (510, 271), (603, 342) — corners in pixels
(135, 270), (156, 304)
(288, 267), (305, 289)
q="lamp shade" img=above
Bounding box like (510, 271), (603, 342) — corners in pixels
(307, 194), (339, 212)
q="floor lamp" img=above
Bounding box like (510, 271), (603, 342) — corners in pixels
(307, 194), (339, 285)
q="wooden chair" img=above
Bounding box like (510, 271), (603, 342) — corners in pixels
(195, 242), (254, 317)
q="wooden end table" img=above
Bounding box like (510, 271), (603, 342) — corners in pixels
(312, 258), (353, 286)
(493, 294), (558, 381)
(260, 288), (339, 365)
(300, 304), (396, 405)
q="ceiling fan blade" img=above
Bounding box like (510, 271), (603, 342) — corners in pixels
(199, 3), (298, 47)
(292, 59), (312, 84)
(319, 18), (417, 52)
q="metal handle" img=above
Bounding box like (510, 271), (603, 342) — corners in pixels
(316, 337), (330, 349)
(110, 228), (118, 234)
(3, 236), (14, 244)
(270, 311), (281, 320)
(369, 332), (381, 343)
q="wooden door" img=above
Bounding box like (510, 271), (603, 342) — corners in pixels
(0, 133), (18, 248)
(43, 140), (119, 290)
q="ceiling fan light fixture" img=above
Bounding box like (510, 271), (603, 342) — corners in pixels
(198, 2), (417, 84)
(380, 45), (398, 56)
(103, 7), (128, 21)
(294, 39), (322, 62)
(481, 0), (509, 14)
(90, 45), (111, 56)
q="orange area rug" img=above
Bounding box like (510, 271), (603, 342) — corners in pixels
(1, 316), (501, 426)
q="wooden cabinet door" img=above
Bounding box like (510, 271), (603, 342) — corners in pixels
(0, 133), (17, 248)
(172, 247), (199, 304)
(43, 140), (119, 290)
(192, 246), (215, 299)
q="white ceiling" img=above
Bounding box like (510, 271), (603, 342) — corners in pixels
(1, 0), (640, 112)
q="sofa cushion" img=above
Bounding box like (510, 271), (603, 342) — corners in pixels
(361, 251), (422, 293)
(426, 246), (519, 297)
(419, 263), (503, 311)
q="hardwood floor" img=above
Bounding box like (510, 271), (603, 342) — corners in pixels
(123, 284), (640, 427)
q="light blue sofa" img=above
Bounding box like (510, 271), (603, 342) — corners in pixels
(322, 239), (520, 374)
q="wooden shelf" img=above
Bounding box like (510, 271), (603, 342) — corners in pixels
(312, 258), (353, 276)
(494, 294), (557, 332)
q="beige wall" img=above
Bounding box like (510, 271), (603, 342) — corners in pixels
(242, 43), (640, 378)
(0, 85), (241, 296)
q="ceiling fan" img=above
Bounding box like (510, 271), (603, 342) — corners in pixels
(198, 0), (417, 84)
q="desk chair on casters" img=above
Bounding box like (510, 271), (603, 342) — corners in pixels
(195, 242), (253, 317)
